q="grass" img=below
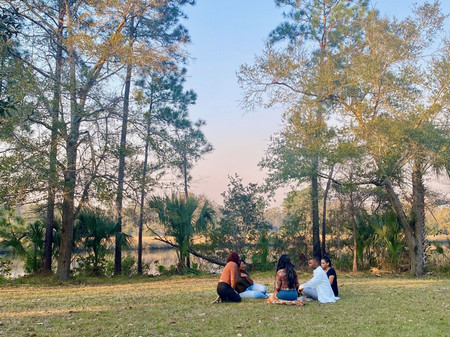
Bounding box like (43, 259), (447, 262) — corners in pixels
(0, 272), (449, 337)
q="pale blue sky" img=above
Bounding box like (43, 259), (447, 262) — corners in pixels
(181, 1), (450, 206)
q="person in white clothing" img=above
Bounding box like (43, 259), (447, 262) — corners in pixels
(298, 257), (339, 303)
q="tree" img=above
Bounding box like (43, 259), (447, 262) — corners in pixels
(320, 2), (450, 276)
(113, 0), (194, 275)
(217, 174), (271, 254)
(239, 0), (369, 259)
(149, 194), (215, 269)
(133, 70), (197, 274)
(260, 101), (337, 258)
(240, 0), (450, 276)
(170, 119), (213, 199)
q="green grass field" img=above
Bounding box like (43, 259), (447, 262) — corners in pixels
(0, 272), (449, 336)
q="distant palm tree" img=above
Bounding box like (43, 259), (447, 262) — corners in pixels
(371, 212), (405, 269)
(149, 194), (215, 269)
(0, 219), (45, 274)
(74, 210), (130, 275)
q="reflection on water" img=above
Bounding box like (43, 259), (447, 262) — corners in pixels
(6, 249), (222, 278)
(136, 249), (221, 275)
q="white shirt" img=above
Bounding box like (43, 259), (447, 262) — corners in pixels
(300, 266), (340, 303)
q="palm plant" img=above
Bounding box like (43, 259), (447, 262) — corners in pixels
(0, 208), (47, 274)
(371, 212), (405, 269)
(149, 194), (215, 269)
(74, 209), (130, 275)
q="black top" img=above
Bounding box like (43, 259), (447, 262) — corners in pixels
(326, 267), (339, 296)
(235, 270), (252, 293)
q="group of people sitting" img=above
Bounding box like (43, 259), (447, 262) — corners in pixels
(213, 253), (339, 305)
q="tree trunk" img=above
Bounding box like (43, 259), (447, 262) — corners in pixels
(154, 236), (226, 267)
(412, 159), (427, 276)
(182, 150), (191, 268)
(311, 159), (321, 258)
(349, 192), (358, 273)
(321, 165), (334, 257)
(115, 18), (135, 275)
(137, 105), (152, 275)
(383, 179), (422, 276)
(56, 29), (79, 280)
(43, 2), (65, 272)
(183, 149), (189, 199)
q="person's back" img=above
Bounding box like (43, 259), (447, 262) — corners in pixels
(214, 252), (242, 303)
(274, 255), (299, 301)
(326, 267), (338, 296)
(321, 257), (338, 297)
(219, 261), (239, 288)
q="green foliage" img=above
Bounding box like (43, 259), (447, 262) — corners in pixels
(121, 255), (136, 276)
(149, 194), (215, 268)
(428, 239), (450, 273)
(215, 174), (271, 256)
(251, 230), (273, 271)
(370, 212), (406, 269)
(0, 208), (48, 274)
(0, 257), (12, 277)
(333, 253), (353, 272)
(73, 209), (125, 276)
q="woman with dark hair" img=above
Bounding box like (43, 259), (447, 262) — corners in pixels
(213, 252), (241, 303)
(321, 256), (339, 297)
(273, 254), (299, 301)
(236, 260), (268, 299)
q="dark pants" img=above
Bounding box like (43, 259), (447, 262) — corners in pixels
(217, 282), (241, 302)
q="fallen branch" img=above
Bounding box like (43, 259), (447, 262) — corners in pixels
(146, 226), (226, 267)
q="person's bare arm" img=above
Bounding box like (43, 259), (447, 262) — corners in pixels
(241, 273), (254, 285)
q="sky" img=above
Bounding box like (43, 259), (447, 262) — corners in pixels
(180, 0), (450, 207)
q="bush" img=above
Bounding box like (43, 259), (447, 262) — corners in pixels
(121, 255), (136, 276)
(75, 255), (107, 276)
(0, 257), (12, 278)
(334, 254), (353, 272)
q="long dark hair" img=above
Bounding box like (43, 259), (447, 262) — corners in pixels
(276, 254), (297, 289)
(226, 252), (240, 265)
(322, 256), (332, 267)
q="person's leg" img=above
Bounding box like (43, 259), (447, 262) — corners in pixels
(239, 290), (267, 299)
(251, 283), (267, 293)
(302, 287), (318, 300)
(251, 291), (268, 299)
(239, 290), (254, 298)
(223, 287), (242, 302)
(218, 282), (241, 302)
(217, 282), (227, 301)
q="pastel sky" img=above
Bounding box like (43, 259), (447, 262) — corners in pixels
(181, 0), (450, 206)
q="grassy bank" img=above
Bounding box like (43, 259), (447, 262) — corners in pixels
(0, 273), (449, 336)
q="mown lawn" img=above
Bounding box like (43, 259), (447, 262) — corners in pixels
(0, 272), (449, 336)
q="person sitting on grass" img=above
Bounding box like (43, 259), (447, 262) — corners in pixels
(212, 252), (241, 303)
(321, 256), (339, 297)
(273, 254), (299, 301)
(236, 260), (268, 299)
(298, 256), (339, 303)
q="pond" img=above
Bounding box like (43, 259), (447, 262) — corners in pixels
(4, 248), (222, 278)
